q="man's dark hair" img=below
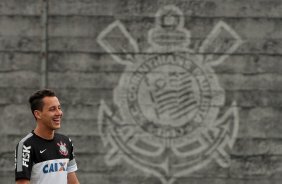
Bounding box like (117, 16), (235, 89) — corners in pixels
(29, 89), (56, 117)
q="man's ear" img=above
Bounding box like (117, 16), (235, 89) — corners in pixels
(34, 110), (42, 120)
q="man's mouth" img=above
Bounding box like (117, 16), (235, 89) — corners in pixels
(53, 118), (61, 123)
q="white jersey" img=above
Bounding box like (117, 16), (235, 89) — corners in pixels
(15, 131), (78, 184)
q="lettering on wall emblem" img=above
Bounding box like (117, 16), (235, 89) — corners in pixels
(57, 141), (68, 156)
(22, 145), (31, 168)
(97, 5), (243, 184)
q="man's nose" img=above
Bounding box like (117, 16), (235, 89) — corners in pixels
(55, 109), (63, 116)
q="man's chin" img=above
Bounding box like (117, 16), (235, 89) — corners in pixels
(52, 123), (61, 130)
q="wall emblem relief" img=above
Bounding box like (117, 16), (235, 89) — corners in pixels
(97, 5), (243, 184)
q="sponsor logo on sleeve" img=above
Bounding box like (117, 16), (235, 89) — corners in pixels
(22, 145), (31, 168)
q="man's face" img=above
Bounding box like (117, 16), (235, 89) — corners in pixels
(36, 96), (63, 130)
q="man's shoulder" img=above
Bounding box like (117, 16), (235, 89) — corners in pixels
(17, 132), (35, 145)
(54, 132), (73, 143)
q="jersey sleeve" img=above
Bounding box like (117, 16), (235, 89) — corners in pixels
(67, 138), (78, 173)
(15, 142), (33, 181)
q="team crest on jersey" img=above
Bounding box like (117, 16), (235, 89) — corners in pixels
(57, 141), (68, 156)
(97, 5), (243, 184)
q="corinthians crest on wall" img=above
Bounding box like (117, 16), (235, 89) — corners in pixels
(97, 5), (243, 184)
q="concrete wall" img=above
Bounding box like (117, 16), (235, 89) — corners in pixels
(1, 0), (282, 183)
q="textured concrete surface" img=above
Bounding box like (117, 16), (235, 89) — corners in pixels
(1, 0), (282, 184)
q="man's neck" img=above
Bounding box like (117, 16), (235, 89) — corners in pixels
(34, 126), (55, 140)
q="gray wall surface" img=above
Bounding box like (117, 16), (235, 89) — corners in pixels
(1, 0), (282, 183)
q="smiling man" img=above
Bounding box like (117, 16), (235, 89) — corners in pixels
(15, 89), (80, 184)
